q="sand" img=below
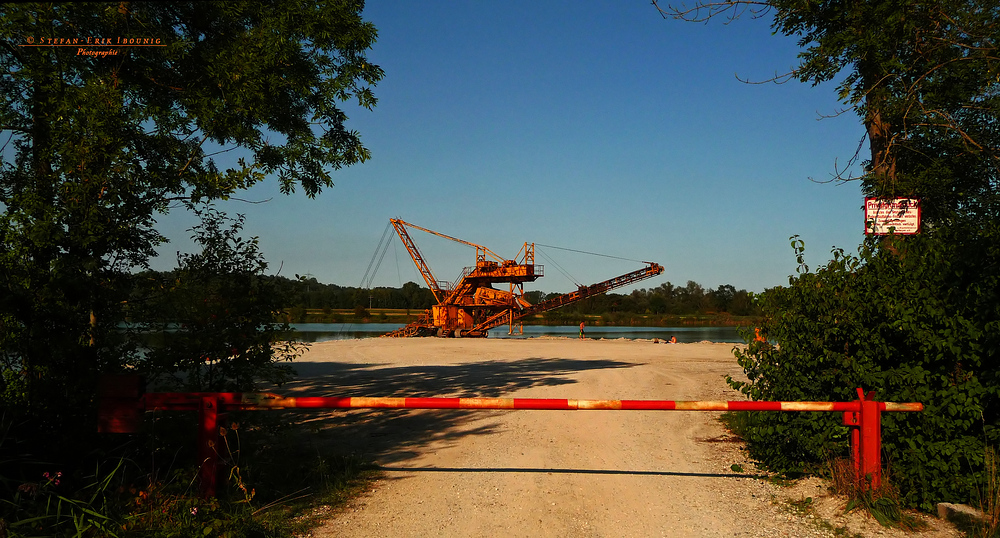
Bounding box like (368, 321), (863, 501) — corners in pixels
(275, 337), (958, 538)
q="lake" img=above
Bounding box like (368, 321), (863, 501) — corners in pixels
(287, 323), (745, 344)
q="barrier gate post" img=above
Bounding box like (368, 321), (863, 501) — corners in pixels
(198, 395), (220, 498)
(843, 388), (885, 489)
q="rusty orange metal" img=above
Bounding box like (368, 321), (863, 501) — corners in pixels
(383, 219), (664, 337)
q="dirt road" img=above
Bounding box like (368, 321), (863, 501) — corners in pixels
(281, 338), (956, 538)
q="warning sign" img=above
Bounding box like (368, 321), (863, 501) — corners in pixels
(865, 198), (921, 234)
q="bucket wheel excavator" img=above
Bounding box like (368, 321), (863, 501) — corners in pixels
(382, 219), (664, 338)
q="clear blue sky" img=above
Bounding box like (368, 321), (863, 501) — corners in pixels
(151, 1), (868, 294)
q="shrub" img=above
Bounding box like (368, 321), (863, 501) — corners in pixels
(730, 231), (999, 511)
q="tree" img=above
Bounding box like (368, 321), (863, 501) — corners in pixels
(655, 0), (999, 509)
(727, 289), (755, 316)
(708, 284), (736, 312)
(0, 1), (382, 449)
(677, 280), (709, 314)
(655, 0), (999, 221)
(137, 207), (304, 392)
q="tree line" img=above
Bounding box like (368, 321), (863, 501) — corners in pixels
(152, 273), (758, 318)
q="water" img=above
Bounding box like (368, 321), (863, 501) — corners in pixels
(287, 323), (745, 344)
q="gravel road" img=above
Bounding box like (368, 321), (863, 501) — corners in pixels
(280, 337), (959, 538)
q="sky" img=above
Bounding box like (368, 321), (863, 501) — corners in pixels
(149, 1), (870, 295)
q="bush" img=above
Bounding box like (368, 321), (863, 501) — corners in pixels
(730, 231), (999, 511)
(135, 207), (305, 392)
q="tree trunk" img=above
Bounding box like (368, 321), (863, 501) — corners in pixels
(858, 58), (898, 196)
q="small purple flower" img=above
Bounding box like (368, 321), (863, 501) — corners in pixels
(190, 507), (199, 516)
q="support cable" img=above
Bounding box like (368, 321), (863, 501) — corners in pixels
(536, 247), (582, 287)
(534, 243), (647, 264)
(369, 239), (392, 289)
(394, 239), (402, 288)
(360, 222), (394, 289)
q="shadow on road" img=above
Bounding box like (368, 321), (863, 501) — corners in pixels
(283, 357), (638, 397)
(378, 466), (769, 480)
(259, 357), (641, 465)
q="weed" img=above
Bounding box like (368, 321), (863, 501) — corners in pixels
(776, 494), (864, 538)
(788, 496), (814, 514)
(971, 447), (1000, 538)
(1, 460), (123, 537)
(1, 411), (379, 538)
(828, 457), (925, 531)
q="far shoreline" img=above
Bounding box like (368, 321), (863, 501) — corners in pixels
(284, 322), (748, 344)
(280, 309), (761, 328)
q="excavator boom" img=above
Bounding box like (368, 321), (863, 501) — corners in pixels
(391, 219), (445, 303)
(468, 262), (664, 333)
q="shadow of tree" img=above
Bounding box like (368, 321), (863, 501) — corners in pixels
(258, 357), (640, 465)
(284, 357), (637, 397)
(378, 466), (770, 480)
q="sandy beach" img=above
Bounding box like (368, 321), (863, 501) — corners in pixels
(275, 337), (957, 538)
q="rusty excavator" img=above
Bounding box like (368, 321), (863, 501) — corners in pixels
(378, 219), (664, 338)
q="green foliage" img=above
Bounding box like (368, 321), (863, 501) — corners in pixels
(260, 278), (437, 312)
(113, 418), (378, 538)
(136, 272), (756, 322)
(659, 0), (999, 514)
(2, 1), (383, 200)
(1, 2), (383, 534)
(0, 412), (378, 538)
(1, 0), (379, 458)
(134, 207), (305, 392)
(1, 461), (123, 538)
(768, 0), (1000, 208)
(662, 0), (1000, 208)
(976, 447), (1000, 538)
(730, 232), (1000, 511)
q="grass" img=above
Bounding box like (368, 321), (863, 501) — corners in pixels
(969, 447), (1000, 538)
(1, 413), (380, 538)
(825, 457), (926, 531)
(719, 411), (929, 532)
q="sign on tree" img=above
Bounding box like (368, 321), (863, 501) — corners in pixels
(865, 198), (921, 235)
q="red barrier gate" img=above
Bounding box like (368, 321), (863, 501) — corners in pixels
(98, 376), (921, 497)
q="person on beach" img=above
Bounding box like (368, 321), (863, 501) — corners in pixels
(669, 335), (677, 344)
(579, 321), (585, 339)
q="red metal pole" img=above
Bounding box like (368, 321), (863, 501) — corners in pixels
(850, 422), (861, 484)
(860, 391), (882, 490)
(198, 395), (219, 498)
